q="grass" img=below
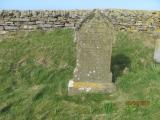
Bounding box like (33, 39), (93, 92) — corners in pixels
(0, 29), (160, 120)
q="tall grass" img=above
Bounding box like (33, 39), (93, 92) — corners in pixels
(0, 30), (160, 120)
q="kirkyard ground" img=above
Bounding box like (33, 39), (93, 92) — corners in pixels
(0, 29), (160, 120)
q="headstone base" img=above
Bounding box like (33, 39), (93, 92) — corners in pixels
(68, 80), (116, 95)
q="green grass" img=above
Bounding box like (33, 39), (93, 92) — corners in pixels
(0, 29), (160, 120)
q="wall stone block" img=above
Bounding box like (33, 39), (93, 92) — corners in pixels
(0, 26), (4, 30)
(4, 25), (19, 30)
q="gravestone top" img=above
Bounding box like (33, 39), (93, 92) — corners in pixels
(68, 10), (116, 95)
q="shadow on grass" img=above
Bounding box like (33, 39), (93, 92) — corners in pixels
(0, 103), (12, 114)
(111, 54), (131, 83)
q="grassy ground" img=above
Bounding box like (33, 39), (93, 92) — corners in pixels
(0, 29), (160, 120)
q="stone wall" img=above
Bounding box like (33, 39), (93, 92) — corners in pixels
(103, 9), (160, 32)
(0, 9), (160, 33)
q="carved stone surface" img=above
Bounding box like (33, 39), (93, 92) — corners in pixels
(68, 10), (116, 95)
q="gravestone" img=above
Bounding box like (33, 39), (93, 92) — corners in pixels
(154, 39), (160, 63)
(68, 10), (116, 95)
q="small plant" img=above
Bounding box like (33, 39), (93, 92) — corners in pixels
(103, 102), (116, 114)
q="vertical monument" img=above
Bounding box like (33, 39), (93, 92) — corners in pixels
(154, 39), (160, 63)
(68, 10), (116, 95)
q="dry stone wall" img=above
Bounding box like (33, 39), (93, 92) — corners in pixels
(103, 9), (160, 32)
(0, 9), (160, 33)
(0, 10), (93, 32)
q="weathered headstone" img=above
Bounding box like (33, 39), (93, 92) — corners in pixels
(68, 10), (116, 95)
(154, 39), (160, 63)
